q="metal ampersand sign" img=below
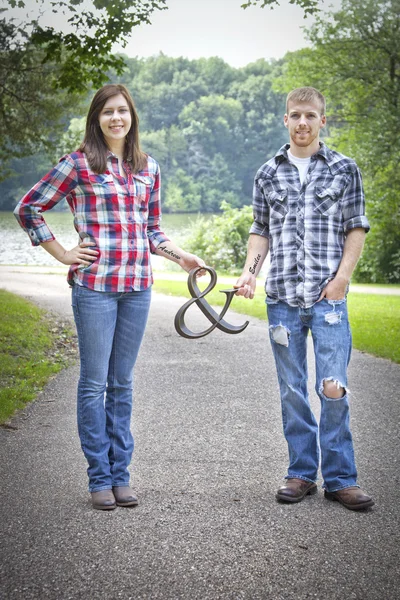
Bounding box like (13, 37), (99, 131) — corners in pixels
(174, 266), (249, 339)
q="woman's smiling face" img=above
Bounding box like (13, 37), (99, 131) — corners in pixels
(98, 93), (132, 149)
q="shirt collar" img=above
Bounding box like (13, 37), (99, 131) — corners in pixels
(106, 150), (132, 163)
(275, 142), (333, 165)
(105, 151), (150, 182)
(106, 151), (135, 176)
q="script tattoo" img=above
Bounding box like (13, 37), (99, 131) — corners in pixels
(249, 253), (261, 274)
(159, 245), (181, 260)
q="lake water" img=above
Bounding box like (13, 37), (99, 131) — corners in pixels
(0, 210), (208, 272)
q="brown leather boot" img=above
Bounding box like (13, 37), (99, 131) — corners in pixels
(112, 486), (138, 507)
(276, 478), (318, 503)
(324, 486), (374, 510)
(91, 489), (116, 510)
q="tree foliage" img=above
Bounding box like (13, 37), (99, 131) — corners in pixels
(275, 0), (400, 282)
(104, 54), (286, 213)
(0, 154), (53, 210)
(1, 54), (287, 215)
(126, 55), (287, 212)
(185, 202), (254, 274)
(241, 0), (322, 16)
(4, 0), (322, 99)
(5, 0), (167, 92)
(1, 0), (167, 177)
(0, 16), (83, 180)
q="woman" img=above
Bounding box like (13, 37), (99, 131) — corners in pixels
(14, 84), (204, 510)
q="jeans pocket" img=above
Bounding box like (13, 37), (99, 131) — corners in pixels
(323, 298), (347, 306)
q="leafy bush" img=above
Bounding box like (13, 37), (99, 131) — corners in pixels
(185, 201), (253, 274)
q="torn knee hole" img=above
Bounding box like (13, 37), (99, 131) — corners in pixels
(320, 378), (347, 399)
(270, 324), (290, 347)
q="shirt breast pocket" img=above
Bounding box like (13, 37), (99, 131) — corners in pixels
(268, 189), (288, 220)
(131, 179), (151, 225)
(88, 173), (116, 200)
(133, 176), (152, 210)
(314, 184), (343, 216)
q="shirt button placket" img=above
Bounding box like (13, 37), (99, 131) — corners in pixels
(296, 192), (306, 304)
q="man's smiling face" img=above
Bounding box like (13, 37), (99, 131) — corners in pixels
(284, 100), (326, 157)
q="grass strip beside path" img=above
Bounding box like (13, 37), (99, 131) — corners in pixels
(153, 280), (400, 364)
(348, 293), (399, 363)
(0, 290), (77, 425)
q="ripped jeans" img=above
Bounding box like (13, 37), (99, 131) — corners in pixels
(266, 298), (357, 492)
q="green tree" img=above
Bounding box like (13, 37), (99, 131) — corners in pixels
(163, 154), (242, 213)
(0, 17), (83, 180)
(185, 202), (254, 273)
(241, 0), (323, 16)
(51, 117), (86, 162)
(198, 153), (243, 212)
(112, 55), (288, 212)
(229, 61), (287, 196)
(4, 0), (167, 93)
(193, 57), (237, 95)
(164, 169), (202, 213)
(140, 126), (189, 191)
(128, 56), (208, 131)
(276, 0), (400, 282)
(0, 53), (288, 210)
(0, 154), (53, 210)
(179, 95), (244, 168)
(0, 0), (166, 173)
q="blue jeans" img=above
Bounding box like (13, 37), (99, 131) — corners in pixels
(266, 298), (357, 492)
(71, 285), (151, 492)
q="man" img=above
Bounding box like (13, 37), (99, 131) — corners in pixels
(235, 87), (373, 511)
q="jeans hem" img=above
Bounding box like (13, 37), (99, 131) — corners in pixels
(111, 483), (131, 488)
(286, 474), (316, 484)
(89, 485), (113, 493)
(323, 483), (360, 492)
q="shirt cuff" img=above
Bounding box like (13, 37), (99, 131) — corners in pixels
(344, 216), (370, 233)
(148, 232), (171, 254)
(249, 222), (269, 237)
(27, 224), (56, 247)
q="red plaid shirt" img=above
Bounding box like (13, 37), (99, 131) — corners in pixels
(14, 151), (170, 292)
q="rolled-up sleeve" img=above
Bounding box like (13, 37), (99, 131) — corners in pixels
(14, 155), (78, 246)
(146, 164), (170, 253)
(342, 166), (370, 233)
(249, 175), (270, 237)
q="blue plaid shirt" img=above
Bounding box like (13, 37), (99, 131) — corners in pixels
(250, 143), (370, 308)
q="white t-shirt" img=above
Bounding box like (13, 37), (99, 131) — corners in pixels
(287, 149), (311, 186)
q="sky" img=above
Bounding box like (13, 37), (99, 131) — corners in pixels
(9, 0), (342, 68)
(115, 0), (341, 67)
(115, 0), (314, 66)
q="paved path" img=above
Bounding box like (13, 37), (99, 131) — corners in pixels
(1, 267), (399, 600)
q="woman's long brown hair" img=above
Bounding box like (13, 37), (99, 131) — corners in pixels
(79, 84), (147, 174)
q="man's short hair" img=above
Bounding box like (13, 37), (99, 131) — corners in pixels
(286, 87), (326, 116)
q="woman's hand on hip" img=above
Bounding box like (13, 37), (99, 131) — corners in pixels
(61, 242), (99, 266)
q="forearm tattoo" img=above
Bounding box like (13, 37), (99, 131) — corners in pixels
(249, 253), (261, 274)
(159, 245), (181, 260)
